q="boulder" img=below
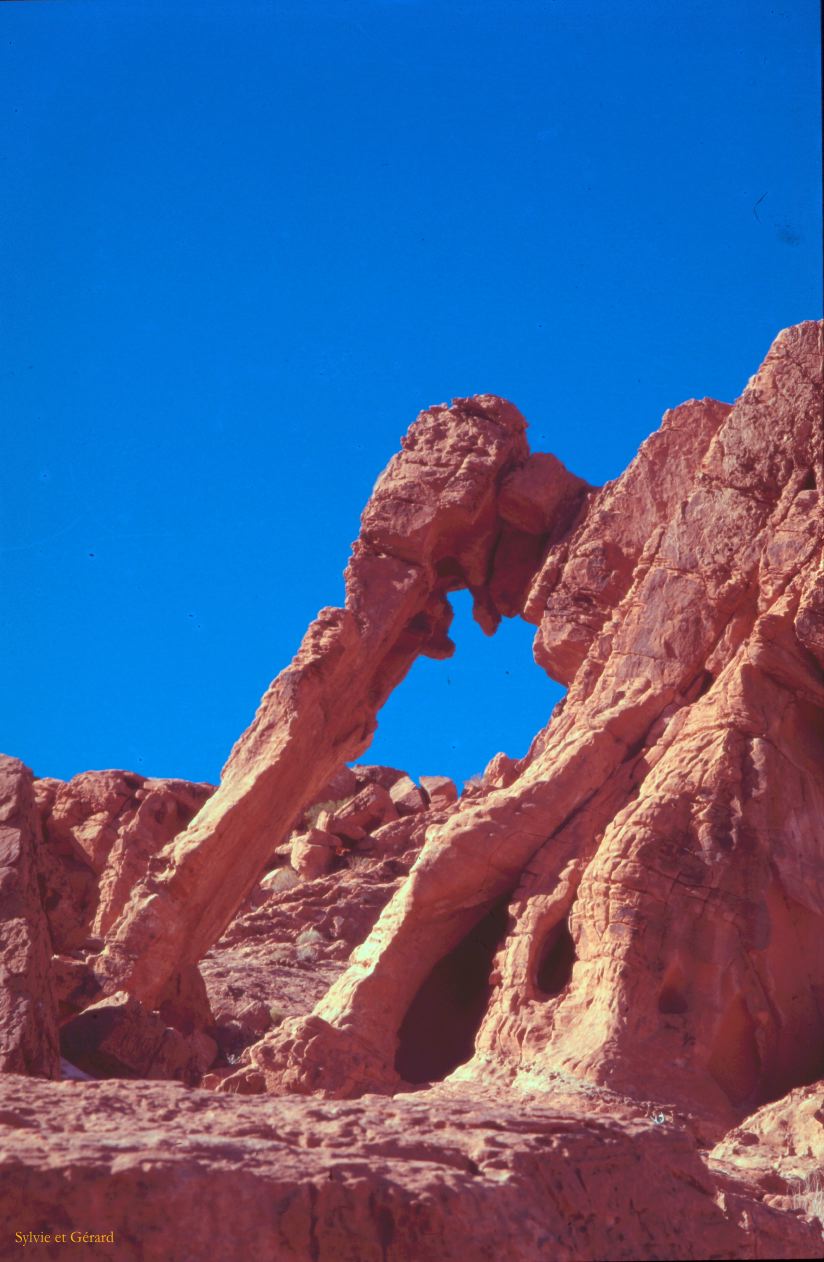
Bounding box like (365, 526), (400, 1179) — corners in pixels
(291, 829), (338, 880)
(419, 775), (458, 809)
(389, 775), (428, 816)
(59, 991), (216, 1085)
(324, 783), (399, 839)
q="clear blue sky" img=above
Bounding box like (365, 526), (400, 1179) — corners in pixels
(1, 0), (820, 788)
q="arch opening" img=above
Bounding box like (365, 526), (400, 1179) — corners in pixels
(365, 589), (566, 789)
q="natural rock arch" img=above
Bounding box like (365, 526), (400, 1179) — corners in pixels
(85, 322), (824, 1130)
(92, 394), (589, 1008)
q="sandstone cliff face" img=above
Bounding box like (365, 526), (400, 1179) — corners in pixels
(0, 321), (821, 1260)
(0, 757), (60, 1078)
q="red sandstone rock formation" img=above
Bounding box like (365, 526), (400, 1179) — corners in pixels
(32, 772), (216, 1064)
(1, 321), (822, 1260)
(91, 395), (588, 1006)
(222, 321), (823, 1133)
(1, 1076), (821, 1262)
(34, 771), (213, 953)
(0, 757), (60, 1078)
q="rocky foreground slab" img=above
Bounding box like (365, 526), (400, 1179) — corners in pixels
(2, 1075), (822, 1261)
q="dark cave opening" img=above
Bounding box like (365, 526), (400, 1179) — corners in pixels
(394, 897), (511, 1085)
(754, 1051), (824, 1112)
(535, 918), (576, 997)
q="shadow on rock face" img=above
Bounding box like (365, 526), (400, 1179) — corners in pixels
(395, 897), (511, 1085)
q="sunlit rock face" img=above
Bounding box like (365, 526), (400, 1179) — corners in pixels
(241, 321), (824, 1132)
(1, 321), (822, 1261)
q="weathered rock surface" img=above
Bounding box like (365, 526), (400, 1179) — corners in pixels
(711, 1082), (824, 1201)
(1, 321), (822, 1259)
(34, 771), (214, 951)
(0, 758), (60, 1078)
(32, 770), (216, 1042)
(201, 812), (427, 1069)
(59, 991), (217, 1085)
(22, 759), (434, 1084)
(1, 1074), (821, 1261)
(218, 322), (822, 1137)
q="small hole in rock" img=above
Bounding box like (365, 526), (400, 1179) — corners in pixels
(535, 918), (576, 997)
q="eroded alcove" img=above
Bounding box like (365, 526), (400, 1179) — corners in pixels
(394, 896), (511, 1085)
(534, 917), (576, 998)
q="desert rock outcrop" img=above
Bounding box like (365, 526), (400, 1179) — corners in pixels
(229, 321), (823, 1131)
(0, 757), (60, 1078)
(1, 321), (822, 1260)
(91, 395), (588, 1006)
(2, 1076), (823, 1262)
